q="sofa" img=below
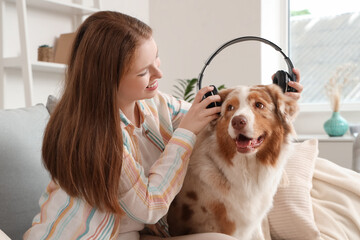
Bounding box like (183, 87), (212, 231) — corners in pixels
(0, 100), (53, 240)
(1, 96), (360, 240)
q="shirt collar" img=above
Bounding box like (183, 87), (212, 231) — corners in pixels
(120, 100), (152, 131)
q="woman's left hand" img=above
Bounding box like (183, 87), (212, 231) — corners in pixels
(285, 68), (303, 101)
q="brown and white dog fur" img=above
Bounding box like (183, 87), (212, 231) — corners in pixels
(167, 84), (298, 240)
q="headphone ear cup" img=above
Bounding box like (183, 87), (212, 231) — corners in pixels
(202, 85), (221, 108)
(273, 70), (288, 93)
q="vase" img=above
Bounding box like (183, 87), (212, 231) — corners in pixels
(323, 112), (349, 137)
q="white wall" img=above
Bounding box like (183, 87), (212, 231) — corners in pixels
(149, 0), (262, 95)
(101, 0), (149, 23)
(149, 0), (295, 96)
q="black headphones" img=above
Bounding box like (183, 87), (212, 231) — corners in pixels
(198, 36), (297, 108)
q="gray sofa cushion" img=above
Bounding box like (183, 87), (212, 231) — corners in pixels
(46, 95), (58, 114)
(0, 104), (50, 239)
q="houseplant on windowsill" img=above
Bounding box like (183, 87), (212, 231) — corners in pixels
(323, 63), (356, 137)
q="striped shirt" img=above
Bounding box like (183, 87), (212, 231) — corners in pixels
(24, 92), (195, 240)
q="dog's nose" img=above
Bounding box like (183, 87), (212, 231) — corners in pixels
(232, 115), (247, 130)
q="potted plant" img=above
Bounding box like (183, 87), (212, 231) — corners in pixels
(323, 63), (356, 137)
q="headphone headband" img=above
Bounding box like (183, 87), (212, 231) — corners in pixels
(197, 36), (295, 91)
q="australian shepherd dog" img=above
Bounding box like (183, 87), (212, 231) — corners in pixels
(168, 84), (299, 240)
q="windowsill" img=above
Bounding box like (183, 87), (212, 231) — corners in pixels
(296, 134), (355, 142)
(293, 100), (360, 136)
(299, 103), (360, 113)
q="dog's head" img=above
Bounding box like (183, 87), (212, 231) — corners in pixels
(214, 84), (298, 165)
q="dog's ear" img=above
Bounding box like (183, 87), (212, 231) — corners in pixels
(218, 88), (233, 102)
(266, 84), (299, 121)
(209, 118), (218, 128)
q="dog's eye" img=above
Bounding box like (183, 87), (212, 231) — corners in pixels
(227, 105), (234, 111)
(255, 102), (264, 109)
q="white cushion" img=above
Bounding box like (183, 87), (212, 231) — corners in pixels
(268, 139), (321, 240)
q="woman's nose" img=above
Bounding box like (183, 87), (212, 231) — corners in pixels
(153, 66), (163, 79)
(152, 58), (162, 78)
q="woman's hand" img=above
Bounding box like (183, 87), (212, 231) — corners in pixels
(286, 68), (303, 101)
(272, 68), (303, 101)
(178, 86), (221, 135)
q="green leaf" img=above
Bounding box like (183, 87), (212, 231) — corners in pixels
(184, 82), (195, 96)
(184, 93), (195, 102)
(217, 84), (226, 90)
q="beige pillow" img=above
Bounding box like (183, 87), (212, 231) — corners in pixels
(0, 229), (11, 240)
(268, 139), (321, 240)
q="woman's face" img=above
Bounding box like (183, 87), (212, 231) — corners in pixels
(117, 37), (162, 109)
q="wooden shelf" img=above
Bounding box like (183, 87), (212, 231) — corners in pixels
(4, 58), (66, 73)
(1, 0), (101, 107)
(32, 61), (66, 73)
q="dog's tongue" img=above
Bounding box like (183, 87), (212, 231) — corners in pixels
(236, 135), (252, 148)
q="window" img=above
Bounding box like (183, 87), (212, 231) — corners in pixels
(289, 0), (360, 106)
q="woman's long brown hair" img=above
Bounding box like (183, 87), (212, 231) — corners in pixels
(42, 11), (152, 214)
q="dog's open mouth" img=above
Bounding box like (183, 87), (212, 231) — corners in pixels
(235, 134), (265, 153)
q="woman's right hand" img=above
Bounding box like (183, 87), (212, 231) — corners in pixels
(178, 86), (221, 135)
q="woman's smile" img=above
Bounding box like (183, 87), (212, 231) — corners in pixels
(146, 80), (158, 90)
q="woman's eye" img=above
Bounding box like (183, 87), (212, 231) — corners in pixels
(138, 69), (148, 77)
(227, 105), (234, 111)
(255, 102), (264, 109)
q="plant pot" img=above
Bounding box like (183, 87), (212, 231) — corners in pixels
(323, 112), (349, 137)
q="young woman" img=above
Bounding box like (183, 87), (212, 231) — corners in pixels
(24, 11), (302, 240)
